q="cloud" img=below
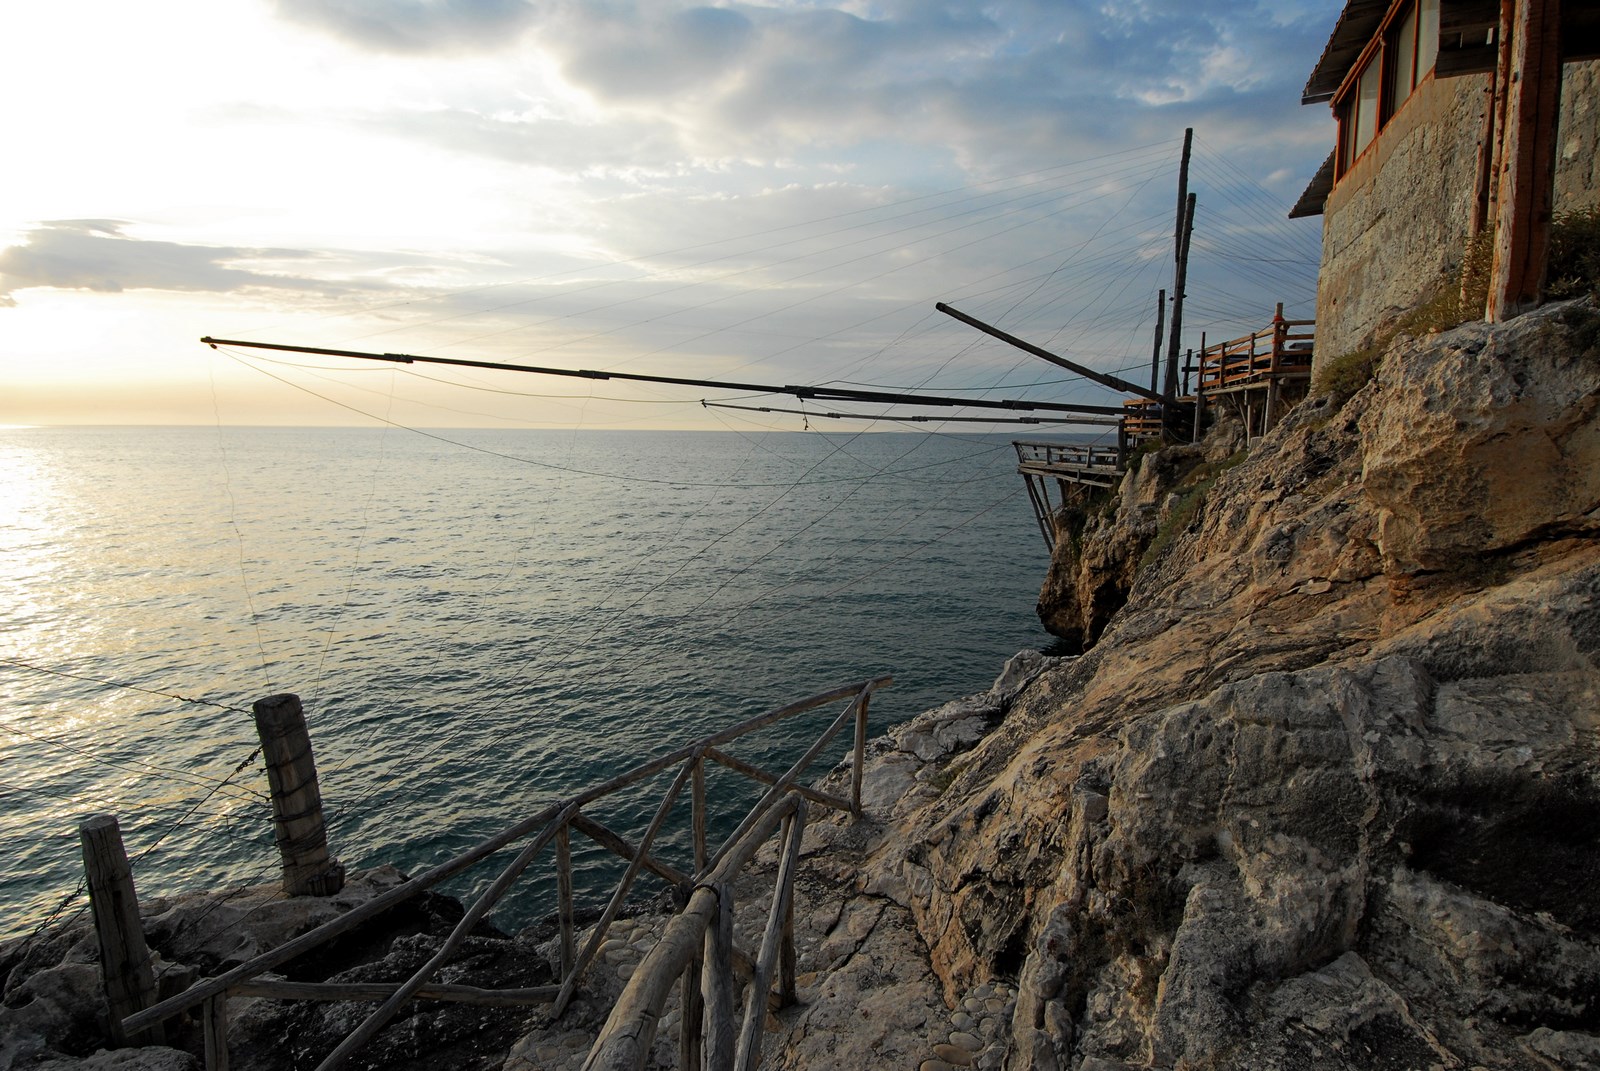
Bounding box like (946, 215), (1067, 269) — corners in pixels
(0, 220), (353, 306)
(268, 0), (537, 54)
(268, 0), (1338, 195)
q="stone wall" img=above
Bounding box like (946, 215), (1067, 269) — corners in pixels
(1313, 73), (1489, 364)
(1313, 59), (1600, 367)
(1556, 60), (1600, 209)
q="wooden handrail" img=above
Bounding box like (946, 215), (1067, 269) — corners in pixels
(122, 677), (892, 1071)
(583, 794), (808, 1071)
(1195, 314), (1315, 392)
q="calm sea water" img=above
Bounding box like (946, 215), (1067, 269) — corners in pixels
(0, 425), (1062, 941)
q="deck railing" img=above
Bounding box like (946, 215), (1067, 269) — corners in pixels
(1013, 439), (1124, 472)
(1196, 309), (1314, 393)
(110, 678), (891, 1071)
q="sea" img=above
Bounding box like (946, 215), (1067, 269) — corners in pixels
(0, 425), (1068, 943)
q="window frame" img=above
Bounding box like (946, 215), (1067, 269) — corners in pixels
(1332, 0), (1441, 179)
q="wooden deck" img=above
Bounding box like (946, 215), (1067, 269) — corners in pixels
(1013, 440), (1126, 549)
(1012, 308), (1315, 548)
(1194, 307), (1315, 442)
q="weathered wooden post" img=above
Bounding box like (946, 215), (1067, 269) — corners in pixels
(692, 752), (708, 874)
(679, 950), (705, 1071)
(851, 692), (870, 817)
(79, 814), (164, 1047)
(253, 693), (344, 896)
(702, 882), (736, 1070)
(555, 824), (576, 978)
(202, 995), (229, 1071)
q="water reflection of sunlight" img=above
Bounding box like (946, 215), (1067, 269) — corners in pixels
(0, 438), (64, 638)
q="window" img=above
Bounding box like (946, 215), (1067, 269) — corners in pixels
(1390, 4), (1419, 116)
(1333, 0), (1442, 177)
(1418, 0), (1439, 75)
(1354, 59), (1382, 154)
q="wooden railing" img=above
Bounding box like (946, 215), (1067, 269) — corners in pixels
(1013, 439), (1124, 472)
(112, 678), (891, 1071)
(1196, 310), (1314, 393)
(585, 793), (809, 1071)
(1119, 400), (1165, 446)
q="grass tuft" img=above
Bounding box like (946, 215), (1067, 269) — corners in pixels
(1545, 206), (1600, 300)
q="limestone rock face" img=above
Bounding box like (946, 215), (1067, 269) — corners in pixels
(869, 298), (1600, 1071)
(1362, 301), (1600, 573)
(1034, 419), (1245, 649)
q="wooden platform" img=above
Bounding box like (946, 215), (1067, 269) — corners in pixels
(1194, 310), (1315, 441)
(1013, 440), (1126, 549)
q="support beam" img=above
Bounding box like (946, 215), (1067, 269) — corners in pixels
(1488, 0), (1564, 320)
(934, 303), (1163, 402)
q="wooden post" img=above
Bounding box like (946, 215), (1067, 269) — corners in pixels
(778, 824), (799, 1010)
(703, 882), (737, 1071)
(1487, 0), (1564, 320)
(253, 693), (344, 897)
(1272, 304), (1286, 374)
(1164, 192), (1198, 415)
(203, 995), (229, 1071)
(851, 692), (870, 817)
(555, 824), (576, 978)
(1164, 127), (1195, 406)
(734, 803), (806, 1070)
(680, 950), (705, 1071)
(79, 814), (164, 1047)
(692, 753), (708, 876)
(1149, 288), (1166, 395)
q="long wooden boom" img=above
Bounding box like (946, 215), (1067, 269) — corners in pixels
(200, 336), (1129, 417)
(934, 302), (1163, 402)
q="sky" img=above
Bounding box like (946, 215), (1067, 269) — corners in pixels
(0, 0), (1341, 429)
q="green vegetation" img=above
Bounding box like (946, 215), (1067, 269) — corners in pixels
(1314, 229), (1496, 405)
(1137, 450), (1247, 571)
(1313, 347), (1383, 406)
(1127, 439), (1164, 474)
(1545, 205), (1600, 300)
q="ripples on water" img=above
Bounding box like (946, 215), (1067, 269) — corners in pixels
(0, 425), (1063, 939)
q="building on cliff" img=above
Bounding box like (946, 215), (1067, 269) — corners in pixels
(1291, 0), (1600, 364)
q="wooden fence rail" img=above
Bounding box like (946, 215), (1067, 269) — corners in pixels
(107, 676), (890, 1071)
(583, 794), (809, 1071)
(1195, 311), (1315, 393)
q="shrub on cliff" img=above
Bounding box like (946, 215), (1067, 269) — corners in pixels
(1545, 205), (1600, 300)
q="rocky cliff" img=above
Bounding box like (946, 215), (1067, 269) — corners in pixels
(853, 296), (1600, 1069)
